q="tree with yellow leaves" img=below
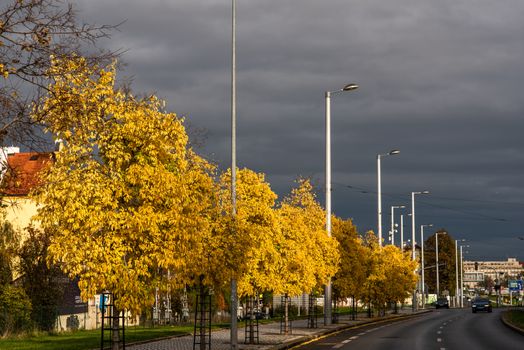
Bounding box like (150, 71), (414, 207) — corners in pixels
(361, 232), (417, 315)
(213, 168), (281, 297)
(212, 168), (281, 343)
(32, 56), (217, 318)
(275, 178), (340, 333)
(332, 216), (367, 319)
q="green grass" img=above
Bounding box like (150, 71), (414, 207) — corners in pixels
(0, 325), (193, 350)
(505, 309), (524, 330)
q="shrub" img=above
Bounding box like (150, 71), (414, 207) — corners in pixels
(0, 285), (33, 335)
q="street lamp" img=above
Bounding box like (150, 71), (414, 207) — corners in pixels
(324, 83), (358, 325)
(411, 191), (429, 261)
(377, 150), (400, 246)
(436, 231), (448, 296)
(411, 190), (429, 311)
(400, 213), (405, 250)
(459, 244), (470, 307)
(390, 205), (405, 246)
(420, 224), (433, 308)
(455, 239), (465, 307)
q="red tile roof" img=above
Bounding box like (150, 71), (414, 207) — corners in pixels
(1, 152), (54, 196)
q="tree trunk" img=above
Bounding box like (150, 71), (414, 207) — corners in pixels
(111, 306), (120, 350)
(249, 295), (255, 344)
(284, 294), (289, 335)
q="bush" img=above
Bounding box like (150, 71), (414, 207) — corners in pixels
(0, 285), (33, 335)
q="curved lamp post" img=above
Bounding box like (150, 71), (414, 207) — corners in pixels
(455, 239), (466, 307)
(390, 205), (405, 246)
(377, 150), (400, 246)
(411, 190), (429, 311)
(459, 244), (470, 307)
(324, 83), (358, 325)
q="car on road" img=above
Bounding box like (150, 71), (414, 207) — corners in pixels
(435, 297), (449, 309)
(471, 297), (492, 313)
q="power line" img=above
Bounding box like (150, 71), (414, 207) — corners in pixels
(333, 182), (511, 223)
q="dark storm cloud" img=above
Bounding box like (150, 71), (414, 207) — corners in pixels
(73, 0), (524, 259)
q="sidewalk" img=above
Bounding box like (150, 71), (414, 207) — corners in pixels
(127, 309), (429, 350)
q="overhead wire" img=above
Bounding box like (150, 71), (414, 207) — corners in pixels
(333, 182), (512, 223)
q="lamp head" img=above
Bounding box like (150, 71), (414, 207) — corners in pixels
(342, 83), (359, 91)
(388, 149), (400, 155)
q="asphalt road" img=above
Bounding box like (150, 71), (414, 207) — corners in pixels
(295, 308), (523, 350)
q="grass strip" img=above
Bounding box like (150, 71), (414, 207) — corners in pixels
(504, 309), (524, 330)
(0, 325), (193, 350)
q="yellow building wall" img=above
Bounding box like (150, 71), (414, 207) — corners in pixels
(3, 195), (39, 238)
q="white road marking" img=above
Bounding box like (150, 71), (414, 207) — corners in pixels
(437, 338), (442, 342)
(437, 330), (442, 334)
(342, 340), (351, 344)
(358, 332), (366, 336)
(332, 344), (343, 349)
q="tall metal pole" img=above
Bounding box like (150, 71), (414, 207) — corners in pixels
(377, 150), (399, 247)
(411, 192), (417, 311)
(436, 233), (440, 296)
(324, 90), (332, 325)
(411, 190), (429, 311)
(324, 84), (358, 325)
(390, 205), (404, 247)
(230, 0), (238, 348)
(390, 205), (394, 245)
(421, 225), (425, 308)
(460, 246), (464, 308)
(400, 214), (404, 251)
(455, 240), (459, 307)
(377, 154), (382, 246)
(411, 192), (416, 262)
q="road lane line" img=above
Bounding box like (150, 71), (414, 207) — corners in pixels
(437, 338), (442, 342)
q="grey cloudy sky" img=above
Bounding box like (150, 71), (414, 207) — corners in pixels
(73, 0), (524, 261)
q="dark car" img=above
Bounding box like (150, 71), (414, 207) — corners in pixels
(471, 297), (492, 313)
(241, 311), (265, 320)
(435, 298), (449, 309)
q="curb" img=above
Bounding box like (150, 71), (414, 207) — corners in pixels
(270, 310), (432, 350)
(500, 309), (524, 336)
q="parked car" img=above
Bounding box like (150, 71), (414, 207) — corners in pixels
(435, 298), (449, 309)
(241, 310), (265, 320)
(471, 297), (492, 313)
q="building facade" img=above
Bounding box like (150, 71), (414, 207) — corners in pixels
(463, 258), (524, 290)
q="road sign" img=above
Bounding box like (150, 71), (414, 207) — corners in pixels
(508, 280), (523, 291)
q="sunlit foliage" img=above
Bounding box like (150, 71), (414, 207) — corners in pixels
(33, 57), (216, 314)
